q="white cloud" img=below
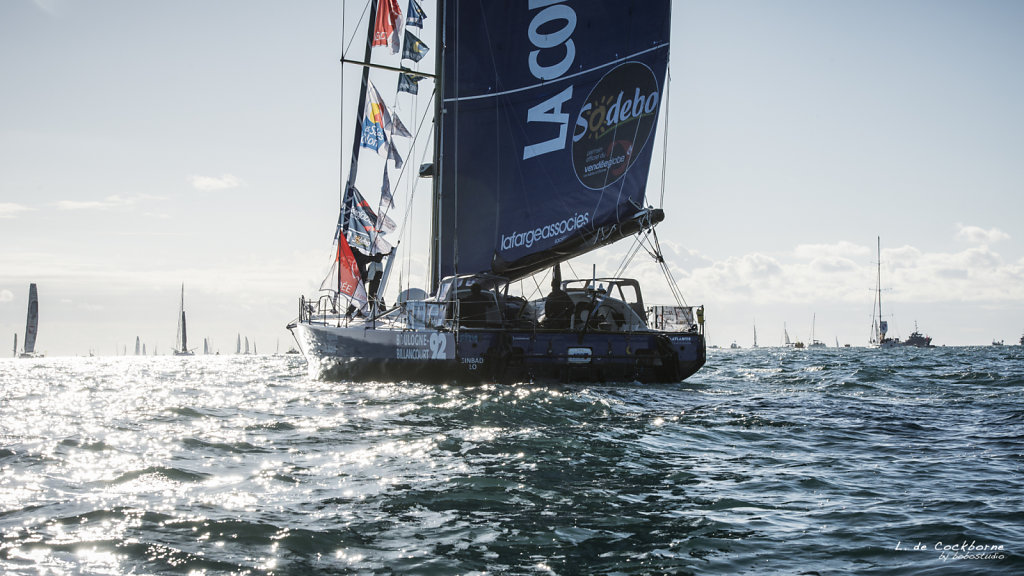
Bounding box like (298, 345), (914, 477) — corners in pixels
(0, 203), (33, 218)
(956, 224), (1010, 245)
(54, 195), (137, 211)
(810, 256), (858, 274)
(794, 241), (869, 260)
(0, 289), (13, 303)
(189, 174), (244, 191)
(634, 239), (1024, 308)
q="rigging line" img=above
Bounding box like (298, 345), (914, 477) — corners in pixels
(387, 89), (437, 195)
(343, 1), (373, 58)
(614, 234), (647, 279)
(338, 1), (374, 210)
(402, 64), (424, 294)
(528, 272), (546, 303)
(565, 260), (580, 283)
(383, 89), (437, 240)
(385, 48), (430, 295)
(367, 89), (437, 251)
(337, 0), (375, 237)
(442, 43), (670, 103)
(658, 69), (671, 209)
(389, 110), (437, 295)
(650, 228), (687, 307)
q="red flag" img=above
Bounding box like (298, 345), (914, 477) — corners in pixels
(336, 234), (369, 312)
(373, 0), (403, 54)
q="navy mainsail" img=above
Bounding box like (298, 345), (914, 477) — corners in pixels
(434, 0), (671, 287)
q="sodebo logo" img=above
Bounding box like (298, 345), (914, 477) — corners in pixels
(573, 62), (661, 190)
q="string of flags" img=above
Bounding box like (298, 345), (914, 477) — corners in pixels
(333, 0), (430, 309)
(372, 0), (429, 61)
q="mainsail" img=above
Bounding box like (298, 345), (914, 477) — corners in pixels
(24, 283), (39, 355)
(433, 1), (671, 287)
(174, 284), (193, 356)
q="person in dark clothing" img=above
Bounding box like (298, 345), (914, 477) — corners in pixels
(352, 249), (387, 307)
(460, 283), (491, 328)
(543, 264), (574, 329)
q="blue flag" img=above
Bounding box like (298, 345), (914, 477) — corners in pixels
(360, 81), (388, 153)
(398, 73), (426, 95)
(402, 30), (429, 62)
(345, 186), (393, 256)
(406, 0), (426, 28)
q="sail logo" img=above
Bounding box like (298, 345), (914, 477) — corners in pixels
(572, 62), (660, 190)
(500, 211), (590, 250)
(521, 0), (577, 161)
(361, 102), (387, 151)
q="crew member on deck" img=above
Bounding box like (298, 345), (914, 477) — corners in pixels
(460, 283), (491, 328)
(543, 264), (574, 329)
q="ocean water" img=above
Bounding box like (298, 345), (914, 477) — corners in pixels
(1, 347), (1021, 575)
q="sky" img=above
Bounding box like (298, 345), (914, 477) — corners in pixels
(2, 0), (1023, 357)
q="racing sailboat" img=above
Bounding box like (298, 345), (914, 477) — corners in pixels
(173, 284), (194, 356)
(289, 0), (706, 383)
(19, 283), (43, 358)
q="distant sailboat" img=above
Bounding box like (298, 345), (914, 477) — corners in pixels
(12, 333), (17, 358)
(784, 323), (804, 348)
(173, 284), (194, 356)
(203, 338), (210, 355)
(236, 334), (241, 355)
(752, 321), (758, 348)
(135, 336), (141, 355)
(784, 322), (804, 349)
(808, 314), (826, 348)
(19, 283), (43, 358)
(244, 337), (250, 355)
(870, 237), (898, 348)
(868, 237), (933, 348)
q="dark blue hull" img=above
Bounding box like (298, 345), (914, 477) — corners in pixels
(291, 323), (705, 384)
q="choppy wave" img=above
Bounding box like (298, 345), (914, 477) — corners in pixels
(1, 348), (1022, 574)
